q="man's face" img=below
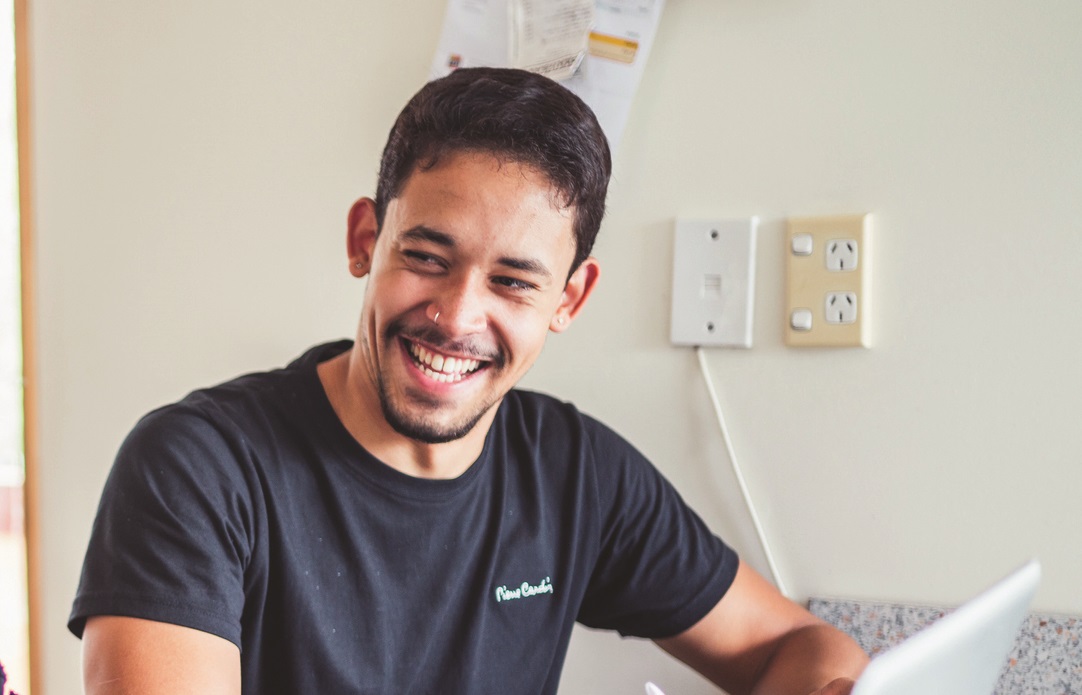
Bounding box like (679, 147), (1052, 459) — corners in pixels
(353, 151), (590, 444)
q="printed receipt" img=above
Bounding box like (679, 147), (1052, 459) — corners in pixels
(430, 0), (666, 149)
(429, 0), (593, 80)
(509, 0), (594, 81)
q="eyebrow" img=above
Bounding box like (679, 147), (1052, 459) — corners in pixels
(400, 225), (455, 247)
(497, 255), (552, 280)
(399, 225), (554, 281)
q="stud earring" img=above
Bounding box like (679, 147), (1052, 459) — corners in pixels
(557, 317), (565, 326)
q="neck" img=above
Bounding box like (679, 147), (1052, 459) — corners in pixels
(317, 347), (495, 480)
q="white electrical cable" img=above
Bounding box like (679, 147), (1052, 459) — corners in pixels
(695, 346), (790, 598)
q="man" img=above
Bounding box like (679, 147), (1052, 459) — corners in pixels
(70, 68), (868, 693)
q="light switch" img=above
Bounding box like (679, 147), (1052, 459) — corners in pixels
(791, 233), (813, 256)
(790, 308), (813, 331)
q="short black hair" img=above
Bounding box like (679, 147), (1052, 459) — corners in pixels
(375, 67), (612, 276)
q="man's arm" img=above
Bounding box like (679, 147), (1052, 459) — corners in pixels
(655, 560), (869, 695)
(83, 616), (241, 695)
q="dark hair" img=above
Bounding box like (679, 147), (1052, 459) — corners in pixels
(375, 67), (612, 276)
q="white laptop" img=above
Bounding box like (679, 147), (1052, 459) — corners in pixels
(851, 559), (1040, 695)
(646, 559), (1040, 695)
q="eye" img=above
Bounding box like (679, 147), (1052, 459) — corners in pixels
(492, 276), (538, 292)
(402, 250), (447, 271)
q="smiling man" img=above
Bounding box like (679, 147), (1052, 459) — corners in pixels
(70, 68), (868, 694)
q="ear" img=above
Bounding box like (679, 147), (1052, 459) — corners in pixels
(347, 197), (379, 277)
(550, 257), (600, 333)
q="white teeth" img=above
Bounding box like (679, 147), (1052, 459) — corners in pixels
(408, 342), (483, 379)
(422, 367), (459, 383)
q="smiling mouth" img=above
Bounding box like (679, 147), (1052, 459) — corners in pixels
(405, 340), (487, 383)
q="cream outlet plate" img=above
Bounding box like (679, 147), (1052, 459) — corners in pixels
(785, 214), (871, 347)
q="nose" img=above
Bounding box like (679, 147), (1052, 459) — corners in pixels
(430, 272), (488, 337)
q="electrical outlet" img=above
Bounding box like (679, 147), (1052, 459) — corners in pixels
(785, 214), (871, 347)
(670, 218), (758, 348)
(825, 239), (858, 271)
(824, 291), (858, 324)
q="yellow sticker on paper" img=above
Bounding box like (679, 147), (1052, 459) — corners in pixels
(588, 32), (639, 64)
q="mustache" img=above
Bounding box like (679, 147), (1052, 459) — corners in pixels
(386, 318), (506, 368)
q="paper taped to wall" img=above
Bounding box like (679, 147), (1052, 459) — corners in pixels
(431, 0), (666, 148)
(510, 0), (593, 81)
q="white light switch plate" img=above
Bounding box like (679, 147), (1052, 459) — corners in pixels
(670, 218), (758, 348)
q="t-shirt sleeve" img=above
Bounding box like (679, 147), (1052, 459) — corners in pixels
(68, 405), (257, 648)
(576, 418), (739, 639)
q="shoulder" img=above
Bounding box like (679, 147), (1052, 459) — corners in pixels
(498, 389), (656, 497)
(499, 389), (638, 453)
(499, 389), (621, 436)
(114, 344), (338, 487)
(125, 372), (285, 458)
(109, 393), (263, 507)
(98, 364), (312, 546)
(129, 340), (348, 451)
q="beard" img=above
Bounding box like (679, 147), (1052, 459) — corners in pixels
(372, 319), (507, 445)
(376, 378), (493, 444)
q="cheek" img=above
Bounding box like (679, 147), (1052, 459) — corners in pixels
(501, 312), (553, 359)
(367, 270), (427, 315)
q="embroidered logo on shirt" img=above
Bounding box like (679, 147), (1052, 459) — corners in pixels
(495, 576), (554, 603)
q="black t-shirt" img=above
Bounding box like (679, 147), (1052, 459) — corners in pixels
(70, 341), (738, 694)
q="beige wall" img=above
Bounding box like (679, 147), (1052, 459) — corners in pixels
(28, 0), (1082, 692)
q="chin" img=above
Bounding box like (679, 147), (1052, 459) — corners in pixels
(379, 394), (492, 445)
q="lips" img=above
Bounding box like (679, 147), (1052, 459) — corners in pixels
(405, 340), (487, 383)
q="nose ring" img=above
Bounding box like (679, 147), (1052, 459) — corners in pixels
(433, 311), (440, 324)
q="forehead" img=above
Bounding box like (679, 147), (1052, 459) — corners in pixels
(384, 151), (577, 257)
